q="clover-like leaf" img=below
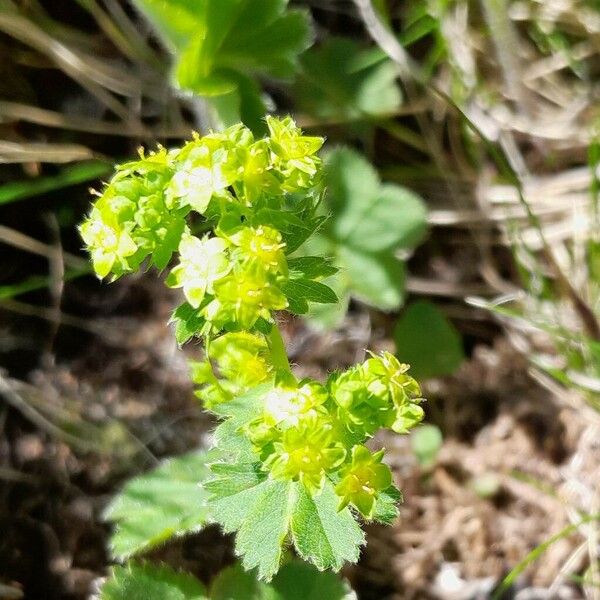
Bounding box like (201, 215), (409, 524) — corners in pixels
(103, 451), (213, 560)
(304, 147), (427, 327)
(326, 148), (427, 252)
(296, 37), (401, 121)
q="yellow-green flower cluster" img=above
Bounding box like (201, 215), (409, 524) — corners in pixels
(166, 225), (289, 330)
(244, 352), (423, 517)
(190, 332), (273, 407)
(79, 148), (184, 278)
(80, 117), (324, 332)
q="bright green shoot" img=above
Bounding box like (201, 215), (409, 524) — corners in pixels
(81, 117), (425, 581)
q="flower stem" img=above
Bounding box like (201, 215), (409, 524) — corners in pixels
(267, 322), (291, 373)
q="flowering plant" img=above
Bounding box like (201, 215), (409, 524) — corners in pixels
(82, 117), (424, 581)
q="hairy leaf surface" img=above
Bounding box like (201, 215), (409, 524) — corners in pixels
(101, 562), (207, 600)
(104, 451), (212, 560)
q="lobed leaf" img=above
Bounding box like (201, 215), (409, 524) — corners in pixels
(287, 256), (338, 280)
(234, 480), (297, 579)
(327, 149), (427, 253)
(290, 481), (364, 571)
(101, 562), (207, 600)
(103, 451), (213, 560)
(295, 37), (401, 121)
(267, 560), (357, 600)
(207, 464), (365, 579)
(303, 147), (427, 327)
(133, 0), (312, 132)
(372, 484), (403, 525)
(338, 246), (405, 310)
(209, 560), (356, 599)
(282, 278), (338, 316)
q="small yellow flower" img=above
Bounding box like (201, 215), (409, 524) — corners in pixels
(335, 445), (392, 518)
(167, 234), (231, 308)
(79, 214), (137, 278)
(265, 417), (346, 492)
(230, 225), (287, 275)
(263, 381), (328, 427)
(213, 267), (287, 328)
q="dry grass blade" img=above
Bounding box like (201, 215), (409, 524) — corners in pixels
(0, 140), (96, 163)
(73, 0), (160, 67)
(0, 12), (147, 97)
(0, 101), (191, 138)
(0, 224), (87, 269)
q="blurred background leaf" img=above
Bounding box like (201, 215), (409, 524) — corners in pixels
(304, 147), (427, 327)
(133, 0), (313, 132)
(394, 300), (464, 379)
(410, 424), (443, 467)
(295, 37), (401, 121)
(101, 563), (208, 600)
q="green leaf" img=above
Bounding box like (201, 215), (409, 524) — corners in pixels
(287, 256), (338, 280)
(296, 37), (401, 121)
(338, 246), (405, 310)
(303, 147), (426, 328)
(131, 0), (204, 51)
(171, 302), (206, 345)
(208, 462), (364, 579)
(0, 160), (111, 206)
(212, 385), (272, 460)
(327, 149), (427, 252)
(205, 463), (269, 534)
(209, 560), (356, 600)
(411, 424), (443, 467)
(103, 451), (213, 560)
(210, 563), (275, 600)
(101, 562), (207, 600)
(206, 464), (294, 580)
(394, 301), (464, 379)
(372, 485), (402, 525)
(282, 278), (337, 307)
(134, 0), (313, 131)
(305, 281), (350, 329)
(269, 560), (357, 600)
(254, 209), (316, 255)
(290, 481), (364, 571)
(209, 73), (268, 136)
(326, 148), (380, 221)
(234, 480), (296, 579)
(338, 183), (426, 252)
